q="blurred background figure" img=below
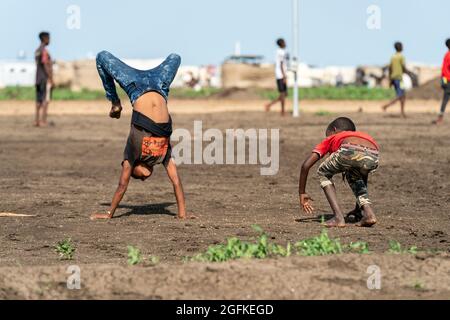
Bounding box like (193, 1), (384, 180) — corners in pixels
(265, 38), (288, 116)
(184, 71), (200, 90)
(381, 42), (409, 118)
(34, 31), (53, 127)
(335, 72), (344, 87)
(433, 38), (450, 125)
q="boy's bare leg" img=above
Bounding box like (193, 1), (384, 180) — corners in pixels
(40, 101), (49, 126)
(280, 92), (286, 116)
(381, 96), (401, 111)
(34, 103), (41, 126)
(400, 96), (406, 118)
(346, 173), (368, 222)
(382, 96), (406, 117)
(432, 114), (444, 125)
(359, 204), (377, 227)
(323, 184), (345, 227)
(432, 93), (448, 124)
(265, 95), (281, 112)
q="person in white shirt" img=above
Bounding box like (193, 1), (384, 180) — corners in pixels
(265, 38), (288, 116)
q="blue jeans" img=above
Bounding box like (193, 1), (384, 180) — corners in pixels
(96, 50), (181, 104)
(391, 79), (405, 97)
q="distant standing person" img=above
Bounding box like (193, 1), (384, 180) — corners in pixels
(34, 31), (53, 127)
(265, 38), (288, 116)
(432, 38), (450, 125)
(381, 42), (408, 118)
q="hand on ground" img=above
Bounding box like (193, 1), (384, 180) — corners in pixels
(300, 194), (314, 214)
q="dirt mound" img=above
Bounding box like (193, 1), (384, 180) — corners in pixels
(1, 254), (449, 299)
(209, 87), (263, 100)
(408, 77), (443, 100)
(221, 62), (274, 89)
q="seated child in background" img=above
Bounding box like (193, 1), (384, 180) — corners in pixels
(298, 117), (380, 228)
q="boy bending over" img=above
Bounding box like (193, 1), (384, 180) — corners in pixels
(91, 51), (192, 220)
(298, 117), (379, 228)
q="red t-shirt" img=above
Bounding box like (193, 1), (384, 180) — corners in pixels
(442, 51), (450, 81)
(41, 48), (50, 64)
(312, 131), (379, 158)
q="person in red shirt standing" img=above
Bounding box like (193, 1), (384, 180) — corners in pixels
(34, 31), (53, 127)
(433, 38), (450, 125)
(298, 117), (379, 228)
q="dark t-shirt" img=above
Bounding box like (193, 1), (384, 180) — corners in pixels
(35, 44), (51, 84)
(123, 124), (172, 167)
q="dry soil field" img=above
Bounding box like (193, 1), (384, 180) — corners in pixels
(0, 99), (449, 299)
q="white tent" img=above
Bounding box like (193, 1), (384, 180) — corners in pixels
(0, 61), (35, 88)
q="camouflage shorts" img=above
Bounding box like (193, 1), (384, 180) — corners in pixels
(317, 144), (379, 207)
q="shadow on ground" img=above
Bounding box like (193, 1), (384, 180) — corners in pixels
(100, 202), (176, 218)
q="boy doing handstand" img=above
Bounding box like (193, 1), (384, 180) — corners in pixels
(90, 51), (192, 220)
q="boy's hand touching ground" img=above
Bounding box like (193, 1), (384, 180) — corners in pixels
(300, 193), (314, 214)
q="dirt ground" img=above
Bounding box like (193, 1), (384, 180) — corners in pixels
(2, 254), (450, 299)
(0, 99), (449, 299)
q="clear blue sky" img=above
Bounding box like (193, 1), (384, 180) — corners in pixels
(0, 0), (449, 66)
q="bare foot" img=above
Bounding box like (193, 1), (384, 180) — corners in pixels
(39, 121), (48, 127)
(90, 213), (112, 220)
(109, 105), (122, 119)
(324, 217), (346, 228)
(176, 214), (197, 220)
(432, 117), (443, 125)
(33, 121), (40, 127)
(357, 216), (377, 227)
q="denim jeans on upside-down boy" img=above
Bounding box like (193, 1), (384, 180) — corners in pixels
(96, 50), (181, 104)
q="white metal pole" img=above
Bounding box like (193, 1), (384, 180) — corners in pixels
(292, 0), (300, 117)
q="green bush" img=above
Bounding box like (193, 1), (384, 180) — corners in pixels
(170, 87), (221, 99)
(55, 238), (76, 260)
(348, 241), (370, 254)
(260, 86), (395, 101)
(314, 110), (333, 116)
(388, 240), (418, 254)
(0, 85), (394, 101)
(127, 246), (160, 266)
(0, 86), (116, 101)
(413, 280), (425, 290)
(127, 245), (142, 265)
(295, 229), (343, 256)
(191, 227), (386, 262)
(147, 255), (160, 265)
(192, 225), (291, 262)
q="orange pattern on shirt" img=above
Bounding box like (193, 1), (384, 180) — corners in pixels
(141, 137), (169, 157)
